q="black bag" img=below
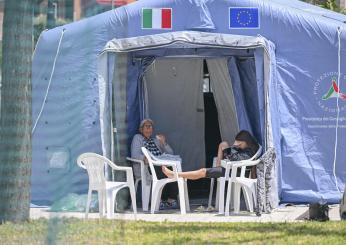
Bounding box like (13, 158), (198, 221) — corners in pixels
(309, 203), (329, 221)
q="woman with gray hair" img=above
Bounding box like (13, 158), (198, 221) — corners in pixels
(131, 118), (178, 209)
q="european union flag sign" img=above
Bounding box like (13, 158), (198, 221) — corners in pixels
(229, 7), (260, 29)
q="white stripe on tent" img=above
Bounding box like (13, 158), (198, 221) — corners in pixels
(152, 8), (162, 29)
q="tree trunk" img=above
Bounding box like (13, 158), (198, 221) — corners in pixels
(0, 0), (34, 223)
(47, 0), (56, 29)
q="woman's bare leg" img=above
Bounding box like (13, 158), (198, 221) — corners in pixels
(216, 141), (230, 167)
(162, 166), (206, 180)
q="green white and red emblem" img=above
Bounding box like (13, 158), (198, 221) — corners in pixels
(142, 8), (172, 29)
(322, 76), (346, 101)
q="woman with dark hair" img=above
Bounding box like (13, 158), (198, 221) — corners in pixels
(163, 130), (259, 180)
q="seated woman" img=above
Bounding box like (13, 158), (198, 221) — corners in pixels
(131, 118), (178, 209)
(163, 130), (259, 180)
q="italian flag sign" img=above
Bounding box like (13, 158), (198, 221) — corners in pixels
(142, 8), (172, 29)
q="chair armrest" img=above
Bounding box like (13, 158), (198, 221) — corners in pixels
(231, 159), (260, 178)
(111, 164), (134, 182)
(220, 159), (233, 168)
(152, 159), (179, 168)
(126, 157), (144, 165)
(221, 159), (260, 179)
(105, 158), (135, 182)
(212, 157), (218, 167)
(106, 157), (133, 172)
(231, 159), (260, 168)
(111, 165), (133, 172)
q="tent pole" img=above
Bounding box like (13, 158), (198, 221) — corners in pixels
(332, 26), (342, 193)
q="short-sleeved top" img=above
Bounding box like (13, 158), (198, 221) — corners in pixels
(222, 146), (255, 161)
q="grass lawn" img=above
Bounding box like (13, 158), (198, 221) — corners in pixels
(0, 219), (345, 244)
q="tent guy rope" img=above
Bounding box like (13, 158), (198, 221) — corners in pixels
(32, 29), (66, 134)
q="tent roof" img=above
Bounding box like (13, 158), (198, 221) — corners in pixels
(102, 31), (270, 53)
(270, 0), (346, 23)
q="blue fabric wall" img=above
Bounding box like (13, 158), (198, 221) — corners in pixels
(32, 0), (346, 204)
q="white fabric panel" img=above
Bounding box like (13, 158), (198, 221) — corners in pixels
(152, 9), (162, 29)
(207, 58), (239, 144)
(143, 58), (205, 171)
(263, 45), (279, 208)
(98, 53), (111, 160)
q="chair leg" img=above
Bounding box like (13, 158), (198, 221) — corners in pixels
(218, 179), (225, 214)
(215, 180), (220, 211)
(252, 183), (257, 208)
(245, 184), (257, 213)
(177, 178), (186, 214)
(233, 183), (241, 214)
(142, 181), (151, 212)
(129, 184), (137, 219)
(107, 189), (116, 219)
(242, 186), (253, 212)
(184, 179), (190, 212)
(86, 189), (92, 219)
(225, 182), (232, 216)
(98, 190), (105, 218)
(135, 179), (140, 193)
(230, 184), (234, 210)
(208, 178), (215, 208)
(155, 186), (164, 212)
(151, 183), (160, 214)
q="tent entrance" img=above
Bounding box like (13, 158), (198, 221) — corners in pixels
(140, 56), (256, 197)
(98, 31), (278, 200)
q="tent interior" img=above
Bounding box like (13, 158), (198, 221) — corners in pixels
(101, 34), (274, 198)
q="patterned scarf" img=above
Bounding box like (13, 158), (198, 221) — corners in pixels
(144, 137), (162, 156)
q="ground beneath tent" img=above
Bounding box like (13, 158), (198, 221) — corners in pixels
(30, 198), (341, 222)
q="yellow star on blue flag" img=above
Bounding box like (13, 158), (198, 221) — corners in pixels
(229, 7), (260, 29)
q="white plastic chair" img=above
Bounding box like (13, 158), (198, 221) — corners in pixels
(77, 153), (137, 219)
(208, 145), (262, 214)
(141, 147), (190, 214)
(126, 157), (152, 212)
(224, 159), (260, 215)
(223, 145), (262, 216)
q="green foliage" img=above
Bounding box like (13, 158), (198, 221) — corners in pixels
(34, 14), (71, 44)
(33, 15), (46, 44)
(0, 219), (346, 244)
(303, 0), (346, 14)
(316, 0), (346, 14)
(323, 0), (339, 11)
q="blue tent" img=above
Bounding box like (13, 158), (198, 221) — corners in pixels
(32, 0), (346, 205)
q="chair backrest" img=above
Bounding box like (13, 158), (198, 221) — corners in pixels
(250, 144), (262, 160)
(77, 153), (107, 190)
(212, 157), (217, 168)
(141, 147), (159, 181)
(237, 145), (262, 179)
